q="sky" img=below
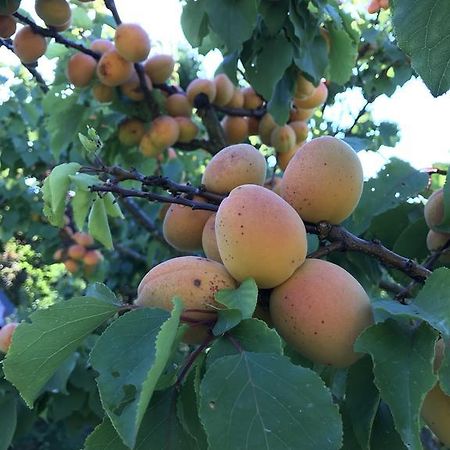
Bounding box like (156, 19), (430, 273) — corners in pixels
(1, 0), (449, 178)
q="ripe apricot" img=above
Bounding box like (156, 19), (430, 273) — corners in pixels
(35, 0), (71, 26)
(290, 106), (315, 121)
(277, 146), (298, 171)
(147, 115), (180, 150)
(53, 248), (63, 261)
(281, 136), (364, 223)
(213, 73), (235, 106)
(0, 0), (20, 14)
(294, 82), (328, 109)
(91, 38), (114, 54)
(13, 26), (47, 64)
(165, 93), (192, 117)
(294, 74), (315, 99)
(426, 230), (450, 263)
(258, 113), (277, 145)
(175, 117), (198, 143)
(114, 23), (150, 62)
(202, 214), (222, 263)
(242, 86), (263, 109)
(221, 115), (248, 145)
(139, 133), (161, 157)
(225, 87), (244, 108)
(0, 15), (16, 38)
(144, 54), (175, 84)
(83, 250), (103, 266)
(120, 71), (152, 101)
(92, 83), (114, 103)
(270, 259), (373, 367)
(424, 188), (445, 231)
(202, 143), (266, 194)
(66, 53), (97, 87)
(0, 323), (18, 353)
(96, 49), (134, 87)
(67, 244), (86, 260)
(270, 124), (296, 153)
(163, 199), (213, 251)
(186, 78), (216, 105)
(247, 116), (260, 136)
(64, 259), (79, 273)
(72, 231), (94, 247)
(118, 118), (145, 147)
(216, 184), (307, 288)
(289, 121), (308, 144)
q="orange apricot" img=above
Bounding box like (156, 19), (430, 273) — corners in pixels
(424, 188), (445, 231)
(120, 71), (152, 101)
(225, 87), (245, 108)
(90, 38), (114, 54)
(221, 115), (249, 145)
(0, 15), (16, 38)
(213, 73), (235, 106)
(144, 54), (175, 84)
(258, 113), (277, 145)
(35, 0), (71, 27)
(270, 125), (296, 153)
(186, 78), (216, 105)
(175, 117), (198, 143)
(66, 52), (97, 87)
(242, 86), (263, 109)
(13, 26), (47, 64)
(92, 83), (114, 103)
(294, 82), (328, 109)
(96, 49), (134, 87)
(202, 214), (222, 263)
(118, 118), (146, 146)
(114, 23), (150, 62)
(165, 93), (192, 117)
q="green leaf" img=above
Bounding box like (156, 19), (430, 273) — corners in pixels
(204, 0), (258, 52)
(355, 321), (438, 450)
(391, 0), (450, 96)
(215, 50), (240, 84)
(89, 301), (182, 449)
(86, 283), (118, 304)
(72, 190), (95, 231)
(439, 339), (450, 395)
(3, 297), (119, 407)
(181, 0), (209, 48)
(370, 402), (407, 450)
(84, 417), (128, 450)
(104, 192), (124, 219)
(88, 197), (113, 250)
(267, 68), (297, 125)
(259, 0), (288, 35)
(0, 394), (16, 450)
(392, 217), (429, 261)
(245, 34), (293, 100)
(213, 278), (258, 336)
(199, 352), (342, 450)
(345, 356), (380, 450)
(207, 318), (283, 368)
(44, 353), (79, 395)
(345, 158), (429, 235)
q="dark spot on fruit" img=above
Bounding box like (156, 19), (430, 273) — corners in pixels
(193, 279), (201, 287)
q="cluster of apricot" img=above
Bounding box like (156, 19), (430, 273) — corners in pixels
(53, 231), (103, 275)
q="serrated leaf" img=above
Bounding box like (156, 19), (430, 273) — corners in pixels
(199, 352), (342, 450)
(3, 297), (119, 407)
(391, 0), (450, 96)
(0, 394), (16, 450)
(355, 321), (437, 450)
(344, 158), (429, 235)
(86, 283), (118, 304)
(88, 197), (113, 249)
(213, 278), (258, 336)
(89, 301), (182, 448)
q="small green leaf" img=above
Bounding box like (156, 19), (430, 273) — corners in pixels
(3, 297), (119, 407)
(0, 394), (16, 450)
(72, 190), (95, 231)
(199, 352), (343, 450)
(104, 192), (124, 219)
(267, 68), (297, 125)
(88, 197), (113, 249)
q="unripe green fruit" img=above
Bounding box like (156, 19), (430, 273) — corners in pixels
(424, 188), (445, 231)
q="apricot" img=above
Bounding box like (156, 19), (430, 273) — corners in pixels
(96, 49), (134, 87)
(158, 203), (170, 221)
(216, 184), (307, 288)
(139, 133), (161, 158)
(221, 115), (248, 145)
(118, 118), (145, 147)
(264, 176), (283, 196)
(270, 125), (296, 153)
(120, 71), (152, 101)
(426, 230), (450, 263)
(289, 121), (308, 144)
(186, 78), (216, 105)
(175, 117), (198, 143)
(294, 82), (328, 109)
(91, 38), (114, 54)
(92, 83), (114, 103)
(0, 0), (20, 14)
(51, 20), (70, 32)
(166, 147), (177, 160)
(114, 23), (150, 62)
(294, 74), (315, 99)
(225, 87), (244, 108)
(83, 250), (103, 266)
(67, 244), (86, 260)
(35, 0), (71, 27)
(201, 143), (267, 194)
(281, 136), (364, 224)
(212, 73), (234, 106)
(163, 199), (213, 251)
(258, 113), (277, 145)
(72, 231), (94, 247)
(13, 26), (47, 64)
(64, 259), (79, 273)
(0, 15), (16, 38)
(165, 93), (192, 117)
(424, 188), (445, 231)
(146, 115), (180, 150)
(202, 214), (222, 263)
(66, 53), (97, 87)
(135, 256), (237, 323)
(53, 248), (63, 261)
(277, 146), (298, 171)
(270, 259), (373, 367)
(242, 87), (263, 109)
(289, 107), (314, 122)
(0, 323), (18, 354)
(144, 54), (175, 84)
(247, 116), (260, 136)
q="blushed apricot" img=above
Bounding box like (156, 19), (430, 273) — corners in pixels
(213, 73), (235, 106)
(242, 86), (263, 109)
(186, 78), (216, 105)
(146, 115), (180, 150)
(92, 83), (114, 103)
(281, 136), (364, 224)
(72, 231), (94, 247)
(258, 113), (277, 145)
(202, 214), (222, 263)
(424, 188), (445, 231)
(115, 23), (150, 62)
(225, 87), (244, 108)
(96, 49), (134, 87)
(66, 53), (97, 87)
(67, 244), (86, 260)
(0, 15), (16, 38)
(294, 74), (315, 99)
(270, 259), (373, 368)
(165, 93), (192, 117)
(91, 38), (114, 54)
(201, 143), (267, 194)
(118, 118), (145, 146)
(13, 26), (47, 64)
(0, 323), (18, 353)
(221, 115), (248, 145)
(216, 184), (307, 288)
(64, 259), (79, 273)
(289, 121), (308, 144)
(120, 71), (152, 101)
(175, 117), (198, 143)
(270, 125), (296, 153)
(83, 250), (103, 266)
(294, 82), (328, 109)
(290, 106), (315, 121)
(277, 146), (299, 171)
(35, 0), (71, 27)
(144, 54), (175, 84)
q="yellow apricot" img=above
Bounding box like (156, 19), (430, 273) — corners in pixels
(221, 115), (249, 145)
(424, 188), (445, 231)
(114, 23), (150, 62)
(0, 0), (20, 14)
(120, 71), (152, 101)
(213, 73), (235, 106)
(175, 117), (198, 143)
(289, 121), (308, 144)
(35, 0), (71, 27)
(202, 214), (222, 263)
(294, 74), (315, 99)
(144, 54), (175, 84)
(0, 323), (18, 353)
(277, 146), (299, 171)
(92, 83), (114, 103)
(135, 256), (237, 322)
(163, 199), (213, 252)
(270, 124), (296, 153)
(216, 184), (307, 288)
(242, 86), (263, 109)
(66, 52), (97, 87)
(289, 107), (314, 122)
(118, 118), (145, 146)
(13, 26), (47, 64)
(165, 93), (192, 117)
(270, 259), (373, 367)
(201, 143), (267, 194)
(139, 132), (162, 157)
(186, 78), (216, 105)
(90, 38), (114, 54)
(147, 115), (180, 149)
(281, 136), (364, 224)
(0, 15), (16, 38)
(258, 113), (277, 145)
(294, 82), (328, 109)
(96, 49), (134, 87)
(225, 87), (245, 108)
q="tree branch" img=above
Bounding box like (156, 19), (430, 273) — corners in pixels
(213, 104), (266, 118)
(115, 243), (147, 264)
